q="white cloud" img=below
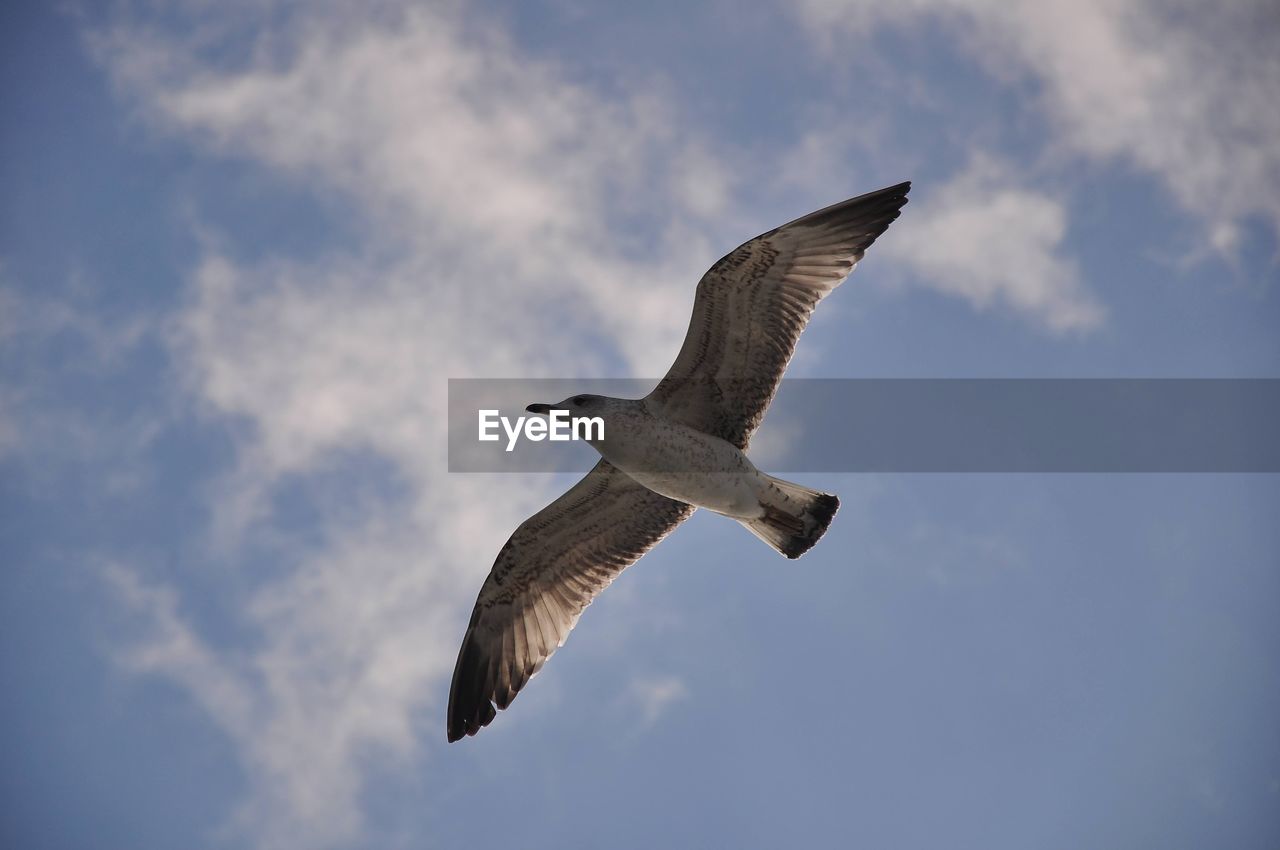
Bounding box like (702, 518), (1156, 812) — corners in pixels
(622, 674), (689, 729)
(880, 156), (1104, 332)
(747, 110), (1100, 332)
(793, 0), (1280, 246)
(89, 4), (732, 848)
(0, 275), (151, 368)
(79, 2), (1161, 844)
(95, 5), (719, 378)
(0, 278), (159, 471)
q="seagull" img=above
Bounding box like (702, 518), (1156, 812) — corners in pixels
(448, 181), (911, 741)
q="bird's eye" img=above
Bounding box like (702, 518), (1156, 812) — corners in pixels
(572, 396), (588, 406)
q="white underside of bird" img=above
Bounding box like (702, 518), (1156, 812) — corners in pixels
(582, 397), (839, 549)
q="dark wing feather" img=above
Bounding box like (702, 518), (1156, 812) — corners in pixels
(447, 459), (694, 741)
(647, 181), (911, 447)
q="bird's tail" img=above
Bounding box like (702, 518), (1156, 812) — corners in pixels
(739, 475), (839, 559)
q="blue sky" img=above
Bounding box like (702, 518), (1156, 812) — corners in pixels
(2, 1), (1278, 848)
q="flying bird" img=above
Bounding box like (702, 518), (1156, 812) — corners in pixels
(448, 181), (911, 741)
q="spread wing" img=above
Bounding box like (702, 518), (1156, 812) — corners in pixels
(447, 459), (694, 741)
(647, 181), (911, 448)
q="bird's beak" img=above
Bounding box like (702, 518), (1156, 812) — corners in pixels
(525, 403), (552, 415)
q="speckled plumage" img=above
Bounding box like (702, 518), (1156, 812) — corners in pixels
(448, 181), (911, 742)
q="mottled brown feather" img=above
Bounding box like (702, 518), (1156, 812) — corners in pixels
(648, 181), (910, 448)
(447, 460), (694, 741)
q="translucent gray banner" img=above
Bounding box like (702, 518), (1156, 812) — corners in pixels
(447, 379), (1280, 472)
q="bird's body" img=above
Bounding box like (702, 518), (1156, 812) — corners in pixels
(583, 397), (764, 518)
(448, 181), (912, 741)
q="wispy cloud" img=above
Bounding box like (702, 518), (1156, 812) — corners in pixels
(622, 674), (689, 729)
(881, 156), (1103, 332)
(87, 4), (733, 847)
(0, 276), (160, 474)
(74, 1), (1187, 844)
(755, 108), (1103, 332)
(793, 0), (1280, 251)
(93, 4), (723, 378)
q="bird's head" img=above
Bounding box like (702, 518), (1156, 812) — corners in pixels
(525, 393), (605, 417)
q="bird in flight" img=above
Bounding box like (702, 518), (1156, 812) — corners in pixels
(448, 181), (911, 741)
